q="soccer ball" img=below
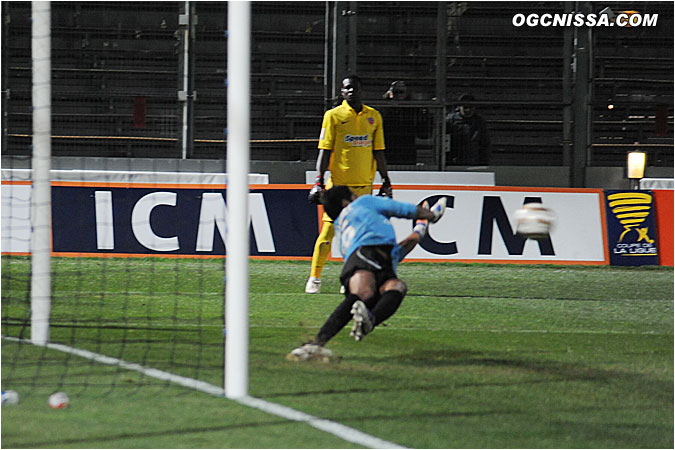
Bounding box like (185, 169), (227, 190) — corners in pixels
(2, 390), (19, 405)
(48, 392), (69, 409)
(514, 203), (555, 240)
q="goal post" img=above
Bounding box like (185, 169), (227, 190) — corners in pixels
(225, 0), (251, 399)
(4, 2), (232, 400)
(30, 0), (52, 346)
(5, 0), (253, 400)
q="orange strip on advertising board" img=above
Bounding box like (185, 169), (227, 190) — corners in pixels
(653, 190), (674, 266)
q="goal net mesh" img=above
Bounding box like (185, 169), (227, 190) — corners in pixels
(1, 2), (230, 397)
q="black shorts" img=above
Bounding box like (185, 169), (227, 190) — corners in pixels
(340, 245), (397, 292)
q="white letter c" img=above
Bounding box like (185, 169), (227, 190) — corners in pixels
(131, 192), (179, 251)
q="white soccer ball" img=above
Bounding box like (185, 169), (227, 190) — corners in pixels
(2, 390), (19, 405)
(48, 391), (69, 409)
(514, 203), (555, 240)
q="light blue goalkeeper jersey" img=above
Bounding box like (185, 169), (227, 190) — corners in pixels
(334, 195), (418, 267)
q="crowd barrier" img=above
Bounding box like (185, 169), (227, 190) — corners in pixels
(305, 170), (496, 186)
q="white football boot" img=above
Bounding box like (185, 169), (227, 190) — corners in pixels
(286, 343), (333, 362)
(305, 277), (321, 294)
(350, 300), (374, 341)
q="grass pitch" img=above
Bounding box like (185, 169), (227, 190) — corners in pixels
(2, 257), (673, 448)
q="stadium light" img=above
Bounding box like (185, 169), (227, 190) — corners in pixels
(627, 150), (646, 190)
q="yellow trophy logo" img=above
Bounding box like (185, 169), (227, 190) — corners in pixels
(607, 192), (654, 243)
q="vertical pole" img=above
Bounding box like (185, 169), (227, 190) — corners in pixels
(562, 2), (574, 177)
(571, 1), (592, 188)
(180, 1), (190, 159)
(1, 3), (9, 155)
(225, 0), (250, 399)
(31, 1), (52, 346)
(323, 2), (332, 110)
(436, 2), (448, 170)
(347, 1), (357, 73)
(333, 2), (346, 91)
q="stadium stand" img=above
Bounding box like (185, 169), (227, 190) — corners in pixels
(1, 1), (672, 167)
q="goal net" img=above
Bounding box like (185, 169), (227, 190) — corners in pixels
(1, 2), (252, 399)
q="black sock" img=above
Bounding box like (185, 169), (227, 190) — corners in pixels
(371, 290), (404, 326)
(315, 294), (360, 345)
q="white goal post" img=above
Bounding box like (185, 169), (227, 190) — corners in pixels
(225, 0), (251, 399)
(30, 1), (52, 346)
(23, 0), (253, 398)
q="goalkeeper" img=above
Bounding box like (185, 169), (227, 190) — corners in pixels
(306, 74), (393, 294)
(289, 186), (447, 361)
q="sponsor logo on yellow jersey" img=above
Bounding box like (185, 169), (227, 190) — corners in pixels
(344, 134), (371, 147)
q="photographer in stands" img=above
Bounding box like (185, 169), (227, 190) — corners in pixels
(446, 93), (491, 166)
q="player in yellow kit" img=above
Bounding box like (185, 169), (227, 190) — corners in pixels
(306, 74), (393, 294)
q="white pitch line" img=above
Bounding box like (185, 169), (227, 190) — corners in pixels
(1, 336), (406, 449)
(237, 395), (406, 449)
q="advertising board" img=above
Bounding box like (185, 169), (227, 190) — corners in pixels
(2, 182), (610, 265)
(338, 186), (608, 264)
(653, 189), (673, 266)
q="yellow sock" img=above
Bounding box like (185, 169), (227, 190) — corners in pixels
(310, 221), (334, 278)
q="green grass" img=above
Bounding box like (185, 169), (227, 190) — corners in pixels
(2, 256), (673, 448)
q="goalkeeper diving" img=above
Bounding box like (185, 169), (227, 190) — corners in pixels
(289, 186), (447, 361)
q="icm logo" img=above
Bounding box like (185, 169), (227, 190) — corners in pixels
(416, 194), (555, 256)
(478, 196), (554, 256)
(94, 191), (275, 253)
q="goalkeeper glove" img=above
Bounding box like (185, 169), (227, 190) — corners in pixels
(377, 176), (393, 198)
(308, 175), (324, 204)
(413, 201), (430, 238)
(429, 197), (447, 223)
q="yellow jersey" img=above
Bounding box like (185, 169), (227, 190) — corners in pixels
(318, 100), (386, 186)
